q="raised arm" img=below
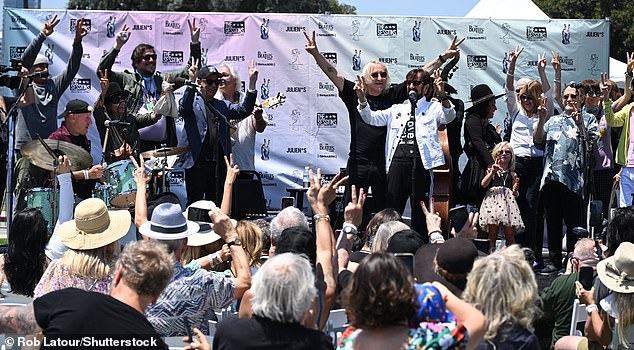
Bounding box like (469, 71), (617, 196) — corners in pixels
(432, 282), (486, 350)
(304, 31), (344, 92)
(537, 52), (551, 94)
(551, 51), (563, 110)
(505, 46), (523, 93)
(162, 18), (202, 88)
(433, 68), (456, 123)
(52, 17), (87, 94)
(355, 75), (391, 126)
(97, 24), (129, 85)
(424, 35), (464, 74)
(21, 15), (59, 69)
(533, 98), (549, 147)
(220, 155), (239, 216)
(614, 52), (634, 112)
(132, 155), (151, 228)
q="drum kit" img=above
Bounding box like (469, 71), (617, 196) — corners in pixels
(21, 138), (189, 232)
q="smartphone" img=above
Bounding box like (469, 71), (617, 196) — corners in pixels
(394, 253), (415, 275)
(281, 197), (294, 209)
(594, 240), (603, 261)
(579, 266), (594, 291)
(448, 206), (469, 233)
(473, 239), (491, 255)
(183, 316), (193, 343)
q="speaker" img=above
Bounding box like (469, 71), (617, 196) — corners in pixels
(231, 171), (268, 220)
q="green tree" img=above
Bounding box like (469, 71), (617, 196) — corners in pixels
(66, 0), (356, 14)
(534, 0), (633, 62)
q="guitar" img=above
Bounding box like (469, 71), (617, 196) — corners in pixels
(230, 92), (286, 137)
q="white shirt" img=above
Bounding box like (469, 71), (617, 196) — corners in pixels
(506, 89), (554, 157)
(358, 97), (455, 172)
(223, 91), (267, 171)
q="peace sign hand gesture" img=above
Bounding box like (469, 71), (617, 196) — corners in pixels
(354, 75), (367, 104)
(510, 46), (524, 61)
(188, 18), (200, 44)
(248, 59), (258, 88)
(188, 58), (200, 81)
(74, 17), (89, 43)
(433, 68), (446, 98)
(42, 15), (60, 37)
(115, 24), (130, 50)
(303, 31), (319, 56)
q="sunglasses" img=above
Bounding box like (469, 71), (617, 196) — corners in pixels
(371, 72), (387, 79)
(515, 89), (521, 94)
(141, 54), (157, 61)
(563, 94), (578, 100)
(407, 80), (423, 86)
(586, 90), (602, 97)
(497, 150), (512, 155)
(520, 94), (534, 102)
(205, 78), (221, 86)
(109, 96), (126, 104)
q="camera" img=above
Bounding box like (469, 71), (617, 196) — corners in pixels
(0, 59), (23, 89)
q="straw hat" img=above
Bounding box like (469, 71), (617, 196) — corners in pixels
(58, 198), (131, 250)
(597, 242), (634, 294)
(140, 203), (199, 240)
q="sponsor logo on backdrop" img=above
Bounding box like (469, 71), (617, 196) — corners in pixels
(265, 111), (276, 127)
(201, 48), (209, 66)
(285, 26), (306, 33)
(559, 56), (575, 71)
(379, 57), (398, 64)
(224, 21), (245, 36)
(260, 18), (270, 39)
(70, 78), (91, 93)
(586, 31), (605, 38)
(163, 20), (183, 36)
(352, 50), (362, 71)
(289, 49), (303, 70)
(224, 55), (245, 62)
(132, 24), (153, 31)
(287, 147), (307, 154)
(412, 21), (421, 42)
(70, 18), (92, 32)
(318, 22), (335, 37)
(317, 81), (337, 97)
(561, 24), (571, 44)
(318, 143), (337, 158)
(198, 18), (212, 39)
(9, 15), (27, 30)
(467, 55), (488, 70)
(286, 86), (307, 93)
(259, 172), (276, 187)
(290, 109), (303, 131)
(467, 25), (486, 40)
(376, 23), (398, 38)
(260, 139), (270, 160)
(260, 79), (270, 100)
(162, 51), (184, 65)
(9, 47), (26, 60)
(437, 28), (457, 36)
(351, 20), (362, 41)
(589, 54), (600, 76)
(501, 22), (511, 44)
(323, 52), (338, 66)
(106, 16), (116, 38)
(45, 43), (55, 65)
(257, 50), (275, 67)
(408, 53), (426, 68)
(526, 26), (547, 41)
(317, 113), (338, 128)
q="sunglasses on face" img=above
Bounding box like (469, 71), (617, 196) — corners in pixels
(205, 78), (220, 86)
(520, 94), (534, 102)
(109, 96), (126, 104)
(563, 94), (578, 100)
(371, 72), (387, 79)
(497, 150), (512, 155)
(515, 89), (521, 94)
(141, 54), (157, 61)
(407, 80), (423, 86)
(586, 90), (602, 97)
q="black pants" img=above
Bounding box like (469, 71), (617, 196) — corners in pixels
(541, 181), (585, 268)
(386, 156), (430, 238)
(185, 159), (225, 206)
(514, 156), (544, 257)
(343, 160), (387, 230)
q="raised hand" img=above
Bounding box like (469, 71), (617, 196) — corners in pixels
(344, 185), (365, 227)
(307, 168), (348, 213)
(57, 155), (71, 174)
(433, 68), (445, 97)
(600, 72), (610, 102)
(421, 200), (442, 234)
(208, 203), (237, 241)
(188, 58), (200, 81)
(537, 52), (547, 72)
(354, 75), (367, 103)
(42, 15), (60, 36)
(74, 17), (89, 43)
(509, 46), (524, 61)
(115, 24), (130, 49)
(457, 212), (479, 239)
(537, 95), (548, 119)
(131, 155), (151, 186)
(443, 35), (465, 59)
(99, 69), (109, 93)
(224, 154), (240, 185)
(627, 52), (634, 75)
(303, 31), (319, 55)
(551, 51), (561, 73)
(188, 18), (200, 44)
(248, 59), (258, 88)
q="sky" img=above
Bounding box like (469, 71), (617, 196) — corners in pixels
(41, 0), (480, 16)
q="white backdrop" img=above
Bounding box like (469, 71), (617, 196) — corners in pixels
(3, 9), (610, 209)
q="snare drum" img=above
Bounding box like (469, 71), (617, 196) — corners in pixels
(92, 184), (116, 207)
(105, 160), (137, 208)
(25, 187), (59, 234)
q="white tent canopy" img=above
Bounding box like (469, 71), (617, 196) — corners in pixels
(464, 0), (549, 19)
(610, 57), (627, 89)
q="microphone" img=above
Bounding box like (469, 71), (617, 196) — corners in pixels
(174, 77), (200, 88)
(104, 120), (131, 127)
(28, 71), (49, 79)
(408, 90), (417, 117)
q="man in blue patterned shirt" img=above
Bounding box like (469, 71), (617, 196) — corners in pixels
(534, 84), (599, 273)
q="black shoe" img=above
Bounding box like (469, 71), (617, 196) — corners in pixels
(538, 264), (561, 275)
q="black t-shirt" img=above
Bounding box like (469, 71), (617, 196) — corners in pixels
(34, 288), (168, 350)
(339, 79), (407, 165)
(213, 316), (334, 350)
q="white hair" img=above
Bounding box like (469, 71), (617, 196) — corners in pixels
(371, 221), (409, 252)
(214, 63), (242, 101)
(270, 207), (309, 243)
(251, 253), (316, 323)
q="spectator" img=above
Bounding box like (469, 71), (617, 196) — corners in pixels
(233, 220), (264, 271)
(371, 221), (410, 252)
(339, 252), (485, 349)
(463, 245), (541, 349)
(0, 240), (173, 349)
(214, 253), (334, 349)
(349, 208), (401, 265)
(34, 198), (131, 298)
(269, 206), (309, 255)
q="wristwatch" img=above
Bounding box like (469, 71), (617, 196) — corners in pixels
(342, 223), (358, 236)
(227, 238), (242, 247)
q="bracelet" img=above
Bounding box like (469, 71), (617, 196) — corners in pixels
(626, 71), (633, 78)
(313, 214), (330, 223)
(359, 101), (367, 108)
(83, 169), (89, 180)
(438, 55), (446, 64)
(586, 304), (598, 315)
(207, 253), (217, 267)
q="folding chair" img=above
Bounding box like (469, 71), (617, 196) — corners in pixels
(324, 309), (349, 346)
(569, 299), (588, 336)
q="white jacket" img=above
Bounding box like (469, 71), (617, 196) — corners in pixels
(358, 97), (455, 172)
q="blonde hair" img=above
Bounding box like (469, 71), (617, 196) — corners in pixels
(181, 239), (224, 266)
(235, 220), (263, 267)
(462, 245), (541, 342)
(361, 61), (391, 93)
(615, 292), (634, 347)
(491, 141), (516, 171)
(60, 241), (120, 280)
(518, 80), (544, 115)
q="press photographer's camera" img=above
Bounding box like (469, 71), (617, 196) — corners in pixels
(0, 59), (24, 89)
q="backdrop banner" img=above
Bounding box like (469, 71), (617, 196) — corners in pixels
(3, 9), (610, 210)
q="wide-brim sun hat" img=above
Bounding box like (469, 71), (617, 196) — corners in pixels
(184, 200), (222, 246)
(597, 242), (634, 294)
(140, 202), (199, 240)
(58, 198), (131, 250)
(465, 84), (504, 112)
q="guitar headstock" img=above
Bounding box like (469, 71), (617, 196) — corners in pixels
(261, 92), (286, 109)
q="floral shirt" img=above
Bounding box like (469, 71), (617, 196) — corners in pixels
(337, 322), (468, 350)
(33, 260), (112, 299)
(145, 263), (235, 336)
(540, 112), (599, 195)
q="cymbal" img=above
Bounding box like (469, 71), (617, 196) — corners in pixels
(140, 146), (190, 159)
(22, 139), (93, 171)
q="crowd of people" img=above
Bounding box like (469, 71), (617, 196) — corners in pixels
(0, 13), (633, 350)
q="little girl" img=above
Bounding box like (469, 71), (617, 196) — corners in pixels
(479, 142), (524, 251)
